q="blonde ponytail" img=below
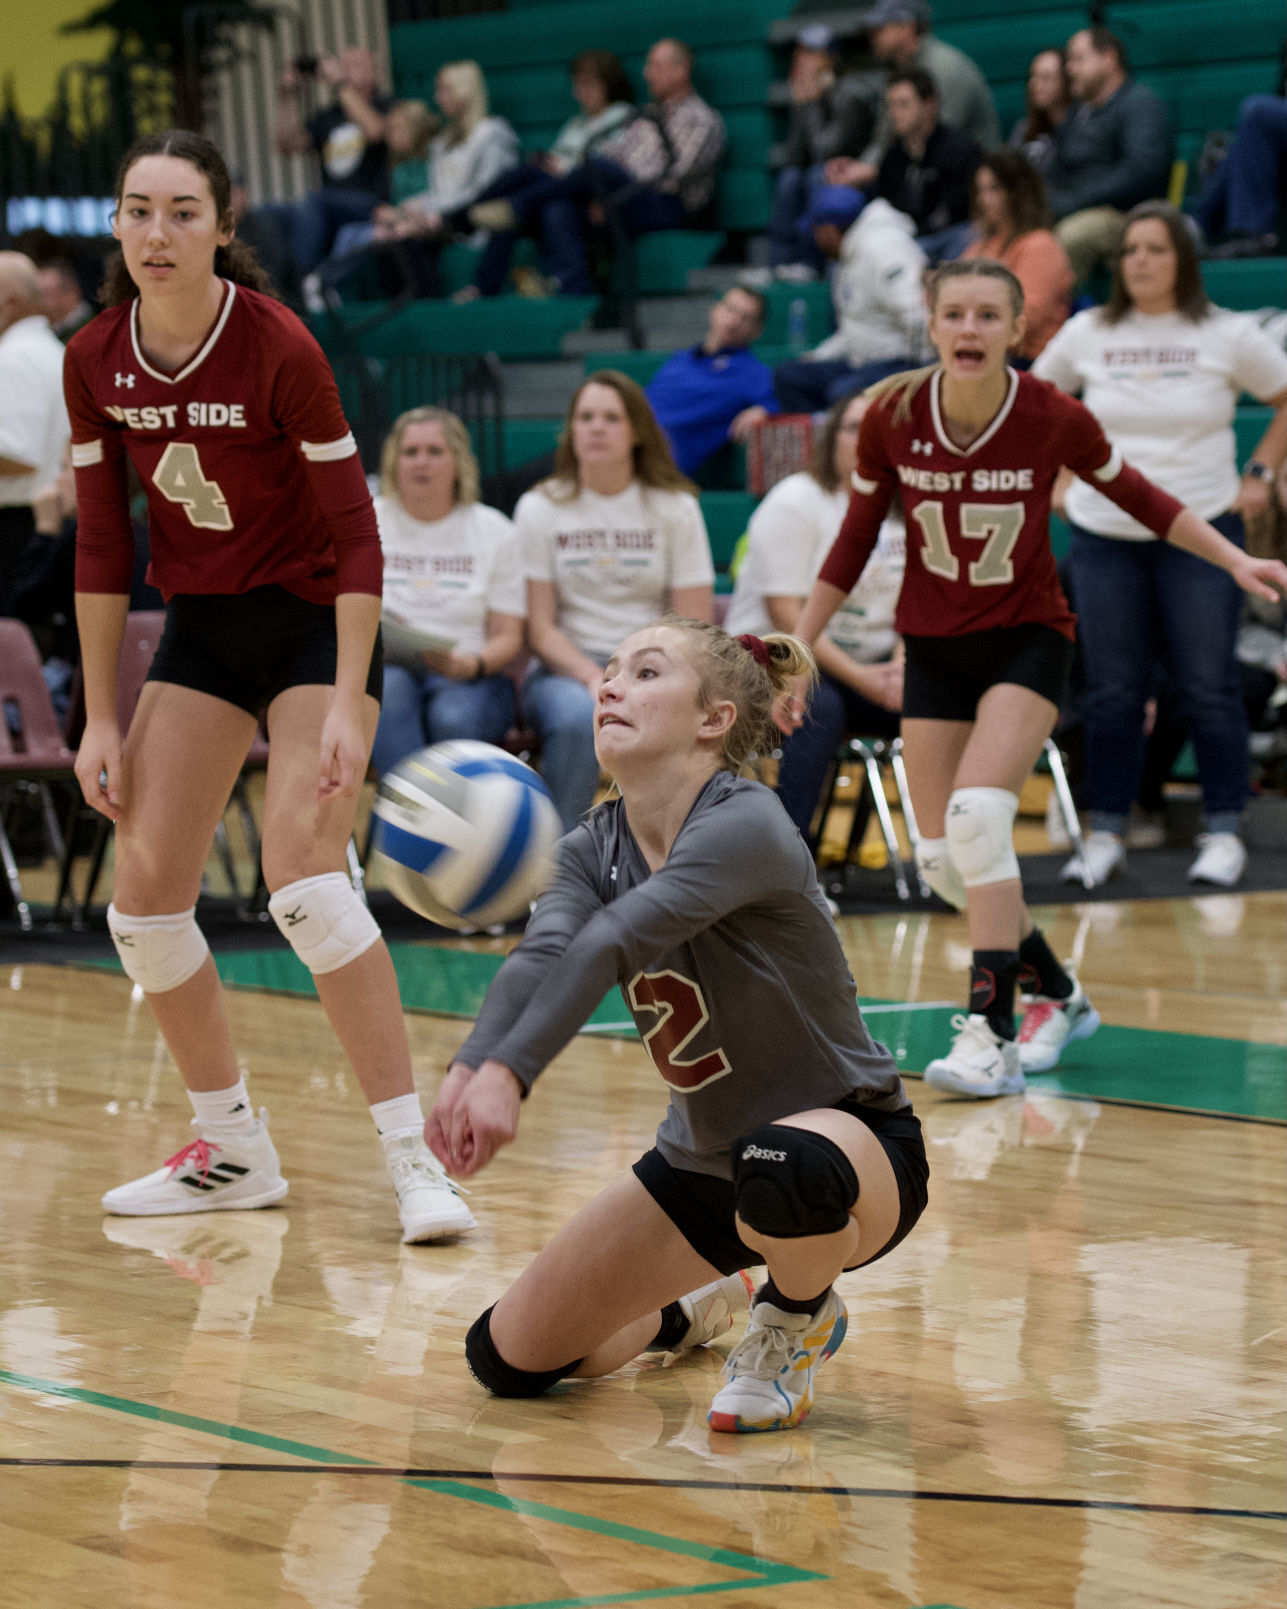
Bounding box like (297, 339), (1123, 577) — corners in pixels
(655, 616), (818, 777)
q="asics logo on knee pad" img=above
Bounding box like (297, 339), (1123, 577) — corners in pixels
(741, 1144), (788, 1162)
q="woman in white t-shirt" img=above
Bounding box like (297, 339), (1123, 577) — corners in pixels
(517, 371), (715, 828)
(370, 406), (525, 775)
(1035, 203), (1287, 887)
(727, 392), (906, 845)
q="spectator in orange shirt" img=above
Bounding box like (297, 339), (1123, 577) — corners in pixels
(961, 148), (1073, 361)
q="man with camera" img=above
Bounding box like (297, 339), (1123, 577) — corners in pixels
(274, 45), (394, 276)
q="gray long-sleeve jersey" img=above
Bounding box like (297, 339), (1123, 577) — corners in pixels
(454, 771), (907, 1179)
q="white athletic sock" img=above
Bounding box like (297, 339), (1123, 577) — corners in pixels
(188, 1078), (257, 1140)
(370, 1092), (424, 1144)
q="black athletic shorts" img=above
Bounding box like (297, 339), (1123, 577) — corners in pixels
(632, 1098), (929, 1278)
(901, 623), (1073, 723)
(147, 585), (383, 719)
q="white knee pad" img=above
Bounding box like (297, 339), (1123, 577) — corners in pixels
(915, 837), (967, 910)
(107, 903), (210, 993)
(945, 787), (1020, 887)
(268, 872), (381, 975)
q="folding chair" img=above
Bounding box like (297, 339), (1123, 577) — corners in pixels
(0, 620), (77, 930)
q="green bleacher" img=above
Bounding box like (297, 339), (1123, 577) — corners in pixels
(377, 0), (1285, 593)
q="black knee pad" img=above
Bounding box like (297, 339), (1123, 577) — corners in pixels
(733, 1125), (860, 1238)
(465, 1307), (582, 1398)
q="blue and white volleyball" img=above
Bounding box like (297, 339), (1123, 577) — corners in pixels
(370, 741), (561, 929)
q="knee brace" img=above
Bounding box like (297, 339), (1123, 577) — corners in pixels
(106, 903), (209, 993)
(945, 787), (1020, 888)
(733, 1125), (859, 1239)
(915, 837), (967, 909)
(268, 872), (381, 975)
(465, 1307), (582, 1397)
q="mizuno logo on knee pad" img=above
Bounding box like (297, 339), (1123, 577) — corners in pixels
(741, 1145), (787, 1162)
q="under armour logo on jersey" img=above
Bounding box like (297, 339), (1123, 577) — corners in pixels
(279, 907), (306, 926)
(115, 372), (136, 388)
(911, 439), (933, 455)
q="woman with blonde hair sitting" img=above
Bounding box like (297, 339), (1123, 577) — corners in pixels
(370, 406), (525, 775)
(318, 60), (518, 299)
(516, 371), (715, 828)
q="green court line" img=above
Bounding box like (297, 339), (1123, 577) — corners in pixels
(186, 944), (1287, 1122)
(0, 1367), (825, 1608)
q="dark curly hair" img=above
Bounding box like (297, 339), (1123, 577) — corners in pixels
(100, 129), (274, 307)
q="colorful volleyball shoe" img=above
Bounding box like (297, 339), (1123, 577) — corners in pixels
(101, 1112), (288, 1216)
(1016, 972), (1101, 1073)
(707, 1289), (848, 1433)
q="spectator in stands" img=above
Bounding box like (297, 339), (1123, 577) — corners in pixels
(727, 392), (905, 845)
(773, 188), (928, 415)
(457, 38), (725, 298)
(36, 257), (93, 342)
(645, 285), (778, 477)
(273, 46), (394, 275)
(768, 23), (883, 278)
(865, 0), (999, 155)
(446, 50), (636, 299)
(1034, 202), (1287, 888)
(961, 149), (1073, 361)
(0, 253), (69, 618)
(1045, 28), (1173, 286)
(1009, 48), (1071, 175)
(869, 68), (981, 261)
(369, 407), (525, 777)
(1192, 92), (1287, 259)
(516, 371), (715, 828)
(326, 62), (519, 299)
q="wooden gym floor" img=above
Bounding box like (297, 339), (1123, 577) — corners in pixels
(1, 805), (1284, 1608)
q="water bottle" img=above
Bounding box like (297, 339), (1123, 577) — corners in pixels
(787, 296), (809, 353)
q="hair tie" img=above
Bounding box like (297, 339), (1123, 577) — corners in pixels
(736, 633), (771, 668)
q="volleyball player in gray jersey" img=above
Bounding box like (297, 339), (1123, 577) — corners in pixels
(426, 615), (929, 1433)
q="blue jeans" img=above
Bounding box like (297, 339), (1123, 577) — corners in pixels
(522, 661), (602, 831)
(446, 161), (561, 295)
(501, 157), (687, 295)
(1194, 95), (1287, 239)
(768, 164), (827, 271)
(775, 672), (900, 845)
(370, 664), (516, 777)
(1066, 513), (1249, 833)
(773, 355), (915, 414)
(263, 186), (384, 276)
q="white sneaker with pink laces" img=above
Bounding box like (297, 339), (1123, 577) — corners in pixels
(101, 1112), (289, 1216)
(1017, 973), (1101, 1073)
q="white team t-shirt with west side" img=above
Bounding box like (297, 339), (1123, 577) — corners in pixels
(1034, 306), (1287, 539)
(517, 480), (715, 661)
(726, 471), (905, 663)
(375, 496), (525, 657)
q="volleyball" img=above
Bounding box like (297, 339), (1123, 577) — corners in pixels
(370, 741), (561, 930)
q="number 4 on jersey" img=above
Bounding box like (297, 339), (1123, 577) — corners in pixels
(152, 442), (234, 531)
(628, 970), (732, 1091)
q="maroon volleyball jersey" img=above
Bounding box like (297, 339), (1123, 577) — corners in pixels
(818, 368), (1184, 640)
(65, 282), (382, 603)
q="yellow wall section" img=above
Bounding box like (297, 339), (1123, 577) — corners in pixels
(8, 0), (114, 119)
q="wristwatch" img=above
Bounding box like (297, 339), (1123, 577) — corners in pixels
(1244, 460), (1274, 482)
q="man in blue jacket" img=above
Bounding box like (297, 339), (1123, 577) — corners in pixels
(646, 285), (779, 476)
(1048, 28), (1174, 284)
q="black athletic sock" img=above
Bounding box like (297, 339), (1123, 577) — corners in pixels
(757, 1277), (831, 1317)
(969, 949), (1020, 1040)
(650, 1301), (689, 1350)
(1018, 927), (1073, 1000)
